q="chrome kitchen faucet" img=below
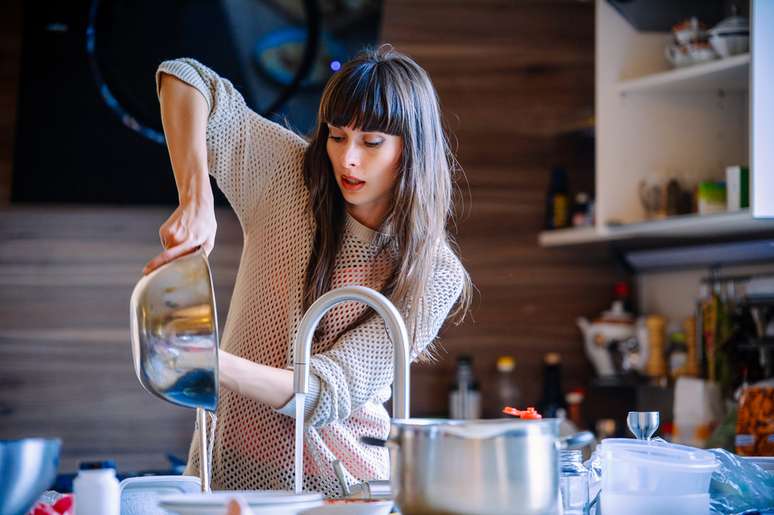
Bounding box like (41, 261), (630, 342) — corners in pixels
(291, 285), (411, 494)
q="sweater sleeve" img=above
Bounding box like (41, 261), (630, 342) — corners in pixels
(291, 247), (465, 428)
(155, 58), (307, 224)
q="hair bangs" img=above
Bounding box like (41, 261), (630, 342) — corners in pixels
(323, 63), (404, 136)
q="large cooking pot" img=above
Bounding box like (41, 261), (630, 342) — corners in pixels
(363, 418), (592, 515)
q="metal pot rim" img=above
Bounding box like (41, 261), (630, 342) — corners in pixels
(389, 418), (561, 439)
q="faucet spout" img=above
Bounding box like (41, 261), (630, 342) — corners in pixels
(292, 285), (411, 418)
(291, 285), (411, 494)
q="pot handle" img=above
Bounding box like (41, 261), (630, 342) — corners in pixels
(361, 436), (388, 447)
(559, 431), (595, 450)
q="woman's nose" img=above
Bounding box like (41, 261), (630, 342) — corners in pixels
(343, 144), (360, 168)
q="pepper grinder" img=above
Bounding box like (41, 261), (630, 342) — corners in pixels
(645, 315), (667, 382)
(683, 316), (699, 377)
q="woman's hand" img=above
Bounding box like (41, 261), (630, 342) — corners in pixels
(143, 197), (217, 275)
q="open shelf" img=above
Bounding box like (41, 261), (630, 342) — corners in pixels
(539, 210), (774, 247)
(616, 53), (750, 94)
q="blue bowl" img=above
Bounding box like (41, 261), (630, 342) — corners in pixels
(0, 439), (61, 515)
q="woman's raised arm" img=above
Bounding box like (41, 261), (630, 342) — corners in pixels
(143, 73), (217, 274)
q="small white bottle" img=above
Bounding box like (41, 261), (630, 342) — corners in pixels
(73, 461), (120, 515)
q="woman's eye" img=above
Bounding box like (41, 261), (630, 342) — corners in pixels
(365, 141), (382, 148)
(328, 135), (343, 142)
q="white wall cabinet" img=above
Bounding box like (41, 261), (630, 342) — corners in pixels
(539, 0), (773, 247)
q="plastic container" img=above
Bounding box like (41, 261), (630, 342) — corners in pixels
(601, 492), (709, 515)
(73, 460), (120, 515)
(599, 439), (718, 497)
(119, 475), (200, 515)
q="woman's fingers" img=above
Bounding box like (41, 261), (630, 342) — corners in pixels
(142, 241), (200, 275)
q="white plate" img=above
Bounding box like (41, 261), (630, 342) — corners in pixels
(158, 491), (325, 515)
(300, 500), (393, 515)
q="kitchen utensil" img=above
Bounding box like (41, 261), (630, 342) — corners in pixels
(665, 42), (717, 68)
(599, 438), (718, 514)
(602, 492), (710, 515)
(627, 411), (659, 440)
(600, 438), (718, 494)
(708, 13), (749, 57)
(644, 315), (667, 379)
(363, 418), (592, 515)
(577, 300), (641, 377)
(672, 17), (706, 46)
(158, 491), (324, 515)
(559, 450), (589, 515)
(0, 438), (61, 515)
(130, 248), (219, 492)
(120, 476), (200, 515)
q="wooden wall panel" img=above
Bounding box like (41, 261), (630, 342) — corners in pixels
(0, 207), (242, 472)
(380, 0), (626, 417)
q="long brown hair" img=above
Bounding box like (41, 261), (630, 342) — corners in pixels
(301, 44), (471, 356)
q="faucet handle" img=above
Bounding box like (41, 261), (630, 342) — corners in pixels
(331, 459), (392, 500)
(331, 460), (351, 497)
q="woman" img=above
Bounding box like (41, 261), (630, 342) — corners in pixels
(144, 44), (471, 496)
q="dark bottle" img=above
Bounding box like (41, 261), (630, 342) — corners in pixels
(545, 167), (570, 229)
(538, 352), (566, 419)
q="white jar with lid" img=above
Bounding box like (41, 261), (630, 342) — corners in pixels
(73, 460), (120, 515)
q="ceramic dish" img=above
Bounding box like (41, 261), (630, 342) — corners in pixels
(300, 499), (393, 515)
(158, 491), (325, 515)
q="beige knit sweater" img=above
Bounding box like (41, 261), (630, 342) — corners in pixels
(156, 58), (464, 497)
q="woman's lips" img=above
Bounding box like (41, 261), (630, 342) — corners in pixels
(341, 174), (366, 192)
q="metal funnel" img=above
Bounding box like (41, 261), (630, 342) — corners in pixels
(130, 249), (219, 492)
(627, 411), (659, 441)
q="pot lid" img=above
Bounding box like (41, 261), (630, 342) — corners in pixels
(594, 300), (634, 324)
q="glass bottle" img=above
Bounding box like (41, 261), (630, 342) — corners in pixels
(560, 449), (589, 515)
(494, 356), (521, 417)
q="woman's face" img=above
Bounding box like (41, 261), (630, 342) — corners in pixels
(325, 123), (403, 229)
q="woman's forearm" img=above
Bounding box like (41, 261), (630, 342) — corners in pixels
(158, 73), (213, 206)
(219, 351), (294, 408)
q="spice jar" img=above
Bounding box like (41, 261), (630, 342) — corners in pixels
(560, 449), (589, 515)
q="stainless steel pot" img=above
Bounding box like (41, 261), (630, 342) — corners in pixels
(363, 418), (592, 515)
